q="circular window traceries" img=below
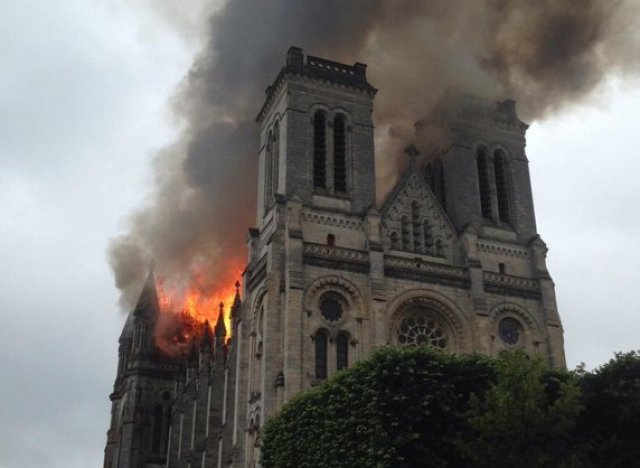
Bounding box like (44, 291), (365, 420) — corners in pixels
(319, 292), (344, 323)
(498, 317), (521, 345)
(397, 308), (447, 348)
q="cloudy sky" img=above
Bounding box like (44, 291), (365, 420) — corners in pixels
(1, 1), (639, 467)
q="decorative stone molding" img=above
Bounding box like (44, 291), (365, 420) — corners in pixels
(477, 242), (529, 258)
(384, 255), (470, 288)
(304, 242), (368, 263)
(300, 211), (364, 230)
(302, 242), (370, 273)
(483, 272), (539, 299)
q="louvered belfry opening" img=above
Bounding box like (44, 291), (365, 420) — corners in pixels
(333, 114), (347, 193)
(313, 110), (327, 190)
(494, 150), (510, 223)
(477, 147), (492, 219)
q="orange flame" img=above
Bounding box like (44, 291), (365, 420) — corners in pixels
(154, 259), (243, 355)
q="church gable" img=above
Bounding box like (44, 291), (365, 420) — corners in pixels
(381, 160), (457, 260)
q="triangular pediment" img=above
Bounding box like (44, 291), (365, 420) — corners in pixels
(380, 166), (457, 259)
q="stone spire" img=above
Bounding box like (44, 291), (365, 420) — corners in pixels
(132, 268), (161, 320)
(200, 320), (213, 351)
(231, 280), (242, 319)
(215, 302), (227, 338)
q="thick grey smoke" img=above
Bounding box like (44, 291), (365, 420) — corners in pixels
(109, 0), (639, 309)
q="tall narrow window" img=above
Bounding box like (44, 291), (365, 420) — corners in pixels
(411, 201), (422, 253)
(423, 220), (433, 254)
(313, 111), (327, 190)
(390, 231), (400, 250)
(401, 216), (411, 251)
(151, 404), (163, 453)
(494, 150), (510, 223)
(477, 147), (492, 219)
(336, 333), (349, 371)
(314, 330), (328, 379)
(333, 114), (347, 193)
(264, 130), (273, 210)
(272, 121), (280, 198)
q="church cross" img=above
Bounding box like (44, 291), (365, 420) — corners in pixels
(404, 144), (420, 169)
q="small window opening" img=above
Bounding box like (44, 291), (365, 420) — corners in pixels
(390, 231), (400, 250)
(327, 234), (335, 246)
(499, 262), (506, 274)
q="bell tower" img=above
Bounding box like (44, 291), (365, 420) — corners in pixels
(417, 91), (538, 244)
(255, 46), (377, 226)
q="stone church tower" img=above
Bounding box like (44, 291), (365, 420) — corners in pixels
(104, 47), (565, 468)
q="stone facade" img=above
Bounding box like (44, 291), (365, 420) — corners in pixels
(104, 47), (565, 468)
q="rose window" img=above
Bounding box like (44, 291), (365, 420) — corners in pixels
(319, 292), (344, 323)
(397, 310), (447, 348)
(498, 318), (521, 345)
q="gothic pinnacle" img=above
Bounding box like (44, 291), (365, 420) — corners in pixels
(215, 302), (226, 338)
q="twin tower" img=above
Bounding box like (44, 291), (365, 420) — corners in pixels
(105, 47), (565, 468)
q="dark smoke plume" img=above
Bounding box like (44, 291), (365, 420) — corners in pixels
(109, 0), (639, 309)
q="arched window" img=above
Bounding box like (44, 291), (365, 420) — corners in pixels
(326, 234), (335, 246)
(476, 147), (492, 220)
(333, 114), (347, 193)
(151, 392), (172, 455)
(151, 404), (163, 453)
(313, 110), (327, 190)
(401, 216), (410, 251)
(314, 330), (328, 379)
(336, 332), (349, 371)
(272, 121), (280, 198)
(264, 130), (273, 210)
(494, 150), (510, 223)
(411, 200), (422, 253)
(390, 231), (400, 250)
(436, 239), (445, 258)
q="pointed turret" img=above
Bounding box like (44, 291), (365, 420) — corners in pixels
(200, 320), (213, 351)
(133, 268), (161, 321)
(215, 302), (227, 338)
(230, 281), (242, 320)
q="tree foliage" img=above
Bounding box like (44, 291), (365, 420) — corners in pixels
(262, 348), (581, 467)
(457, 351), (583, 468)
(577, 350), (640, 467)
(261, 348), (640, 468)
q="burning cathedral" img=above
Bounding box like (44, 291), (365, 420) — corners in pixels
(104, 47), (565, 467)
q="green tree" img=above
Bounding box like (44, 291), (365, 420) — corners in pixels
(262, 347), (495, 468)
(457, 350), (583, 468)
(577, 350), (640, 467)
(261, 347), (582, 468)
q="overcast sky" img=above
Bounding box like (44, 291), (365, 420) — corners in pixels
(1, 1), (639, 467)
